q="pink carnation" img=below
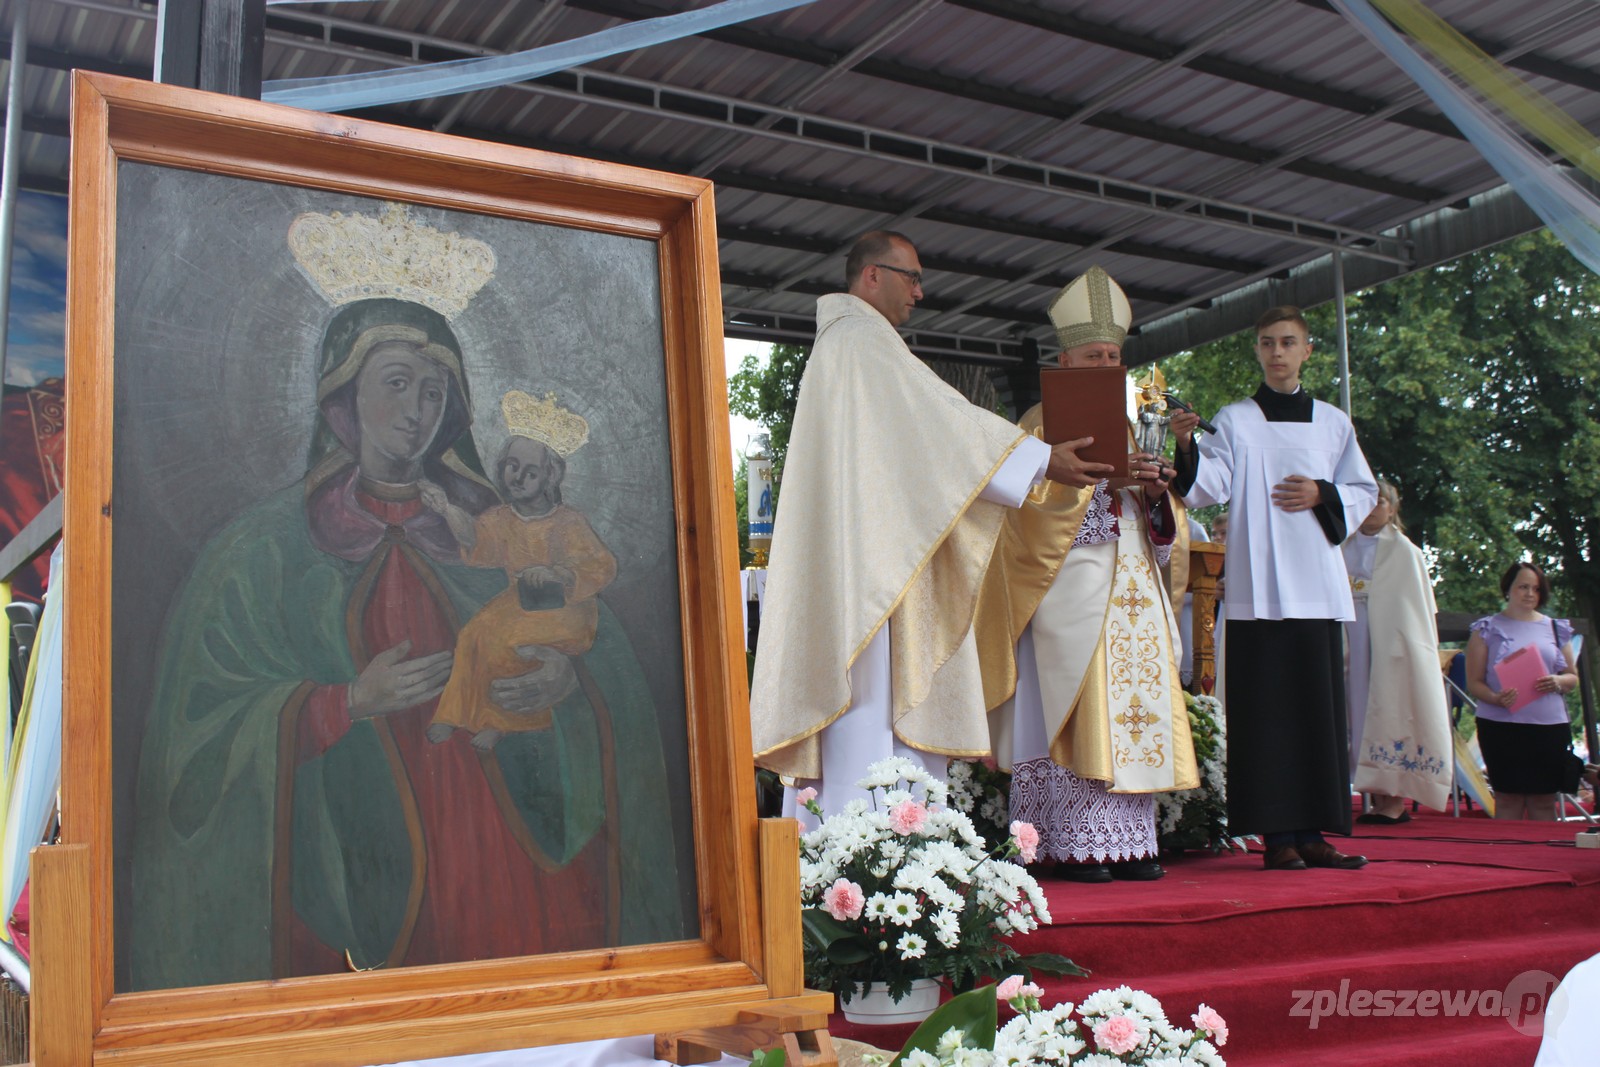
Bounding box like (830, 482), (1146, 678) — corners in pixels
(1093, 1014), (1144, 1056)
(822, 878), (865, 921)
(996, 975), (1025, 1002)
(1193, 1004), (1228, 1046)
(888, 799), (929, 835)
(1021, 981), (1044, 1000)
(1010, 820), (1040, 863)
(796, 786), (819, 807)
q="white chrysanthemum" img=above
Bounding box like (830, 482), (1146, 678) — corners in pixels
(863, 893), (893, 921)
(900, 1050), (940, 1067)
(1185, 1039), (1224, 1066)
(931, 907), (961, 948)
(936, 1026), (967, 1054)
(897, 931), (927, 959)
(1079, 986), (1140, 1016)
(887, 891), (922, 926)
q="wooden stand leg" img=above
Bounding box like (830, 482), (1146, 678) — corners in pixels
(655, 819), (836, 1065)
(654, 1004), (836, 1066)
(29, 843), (93, 1067)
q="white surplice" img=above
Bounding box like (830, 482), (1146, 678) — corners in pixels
(1182, 396), (1377, 621)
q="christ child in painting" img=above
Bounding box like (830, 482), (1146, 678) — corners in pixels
(424, 390), (617, 749)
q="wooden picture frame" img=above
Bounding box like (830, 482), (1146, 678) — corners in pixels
(42, 71), (829, 1066)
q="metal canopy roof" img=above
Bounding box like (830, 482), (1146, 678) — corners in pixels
(9, 0), (1600, 366)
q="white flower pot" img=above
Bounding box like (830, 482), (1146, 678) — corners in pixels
(841, 977), (941, 1025)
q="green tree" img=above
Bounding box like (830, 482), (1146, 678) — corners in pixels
(728, 342), (809, 497)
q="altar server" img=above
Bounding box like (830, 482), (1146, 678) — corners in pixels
(1173, 305), (1378, 871)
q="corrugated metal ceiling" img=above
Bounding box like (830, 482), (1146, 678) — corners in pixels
(5, 0), (1598, 365)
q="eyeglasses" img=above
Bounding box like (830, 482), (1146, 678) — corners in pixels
(873, 263), (923, 287)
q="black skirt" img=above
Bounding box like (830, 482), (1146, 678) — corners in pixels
(1475, 718), (1573, 795)
(1223, 618), (1352, 837)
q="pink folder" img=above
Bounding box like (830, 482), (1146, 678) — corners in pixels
(1494, 643), (1548, 713)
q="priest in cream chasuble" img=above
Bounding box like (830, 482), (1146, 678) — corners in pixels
(976, 267), (1198, 881)
(750, 232), (1049, 813)
(1343, 482), (1453, 815)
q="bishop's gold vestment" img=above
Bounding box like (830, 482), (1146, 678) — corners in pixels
(975, 406), (1198, 793)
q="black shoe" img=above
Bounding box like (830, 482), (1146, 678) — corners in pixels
(1057, 863), (1113, 883)
(1298, 840), (1368, 870)
(1110, 859), (1165, 881)
(1355, 810), (1411, 825)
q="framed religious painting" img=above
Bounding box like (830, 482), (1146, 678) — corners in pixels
(45, 72), (827, 1067)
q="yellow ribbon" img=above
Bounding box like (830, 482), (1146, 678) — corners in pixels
(1371, 0), (1600, 184)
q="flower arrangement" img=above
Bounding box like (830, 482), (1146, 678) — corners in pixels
(798, 758), (1081, 1005)
(863, 980), (1229, 1066)
(947, 759), (1014, 848)
(1154, 693), (1244, 855)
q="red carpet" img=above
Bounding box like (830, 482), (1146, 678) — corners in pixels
(828, 809), (1600, 1064)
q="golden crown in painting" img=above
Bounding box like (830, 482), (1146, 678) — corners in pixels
(289, 202), (496, 320)
(502, 390), (590, 456)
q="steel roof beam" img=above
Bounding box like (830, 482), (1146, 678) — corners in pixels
(724, 302), (1026, 365)
(723, 268), (1057, 332)
(509, 67), (1413, 262)
(719, 223), (1188, 305)
(1122, 175), (1575, 363)
(1293, 0), (1600, 96)
(560, 0), (1446, 203)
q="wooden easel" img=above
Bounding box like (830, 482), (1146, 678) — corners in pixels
(28, 822), (837, 1066)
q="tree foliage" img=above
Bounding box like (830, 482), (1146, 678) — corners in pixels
(727, 342), (809, 496)
(1161, 231), (1600, 642)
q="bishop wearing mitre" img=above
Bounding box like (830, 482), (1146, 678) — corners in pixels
(975, 267), (1198, 882)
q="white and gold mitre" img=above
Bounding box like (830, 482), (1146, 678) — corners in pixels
(502, 390), (590, 456)
(289, 202), (496, 319)
(1048, 265), (1132, 351)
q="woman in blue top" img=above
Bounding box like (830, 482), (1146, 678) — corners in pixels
(1465, 561), (1579, 820)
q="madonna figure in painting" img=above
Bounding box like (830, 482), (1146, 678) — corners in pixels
(128, 209), (684, 991)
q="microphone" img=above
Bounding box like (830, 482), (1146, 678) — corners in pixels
(1163, 393), (1217, 435)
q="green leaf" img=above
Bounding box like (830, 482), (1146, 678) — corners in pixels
(890, 984), (998, 1066)
(1017, 951), (1089, 978)
(750, 1049), (786, 1067)
(800, 908), (854, 949)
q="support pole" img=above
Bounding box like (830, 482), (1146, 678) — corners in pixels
(155, 0), (265, 98)
(0, 0), (29, 402)
(1333, 248), (1352, 415)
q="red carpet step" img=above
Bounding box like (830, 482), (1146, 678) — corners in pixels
(828, 810), (1600, 1065)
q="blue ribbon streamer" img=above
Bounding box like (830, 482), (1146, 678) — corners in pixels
(263, 0), (817, 113)
(1334, 0), (1600, 275)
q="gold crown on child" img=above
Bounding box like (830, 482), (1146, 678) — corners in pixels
(289, 202), (496, 320)
(502, 390), (590, 456)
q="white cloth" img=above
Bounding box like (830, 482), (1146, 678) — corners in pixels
(1536, 953), (1600, 1067)
(1182, 397), (1377, 622)
(992, 496), (1189, 793)
(1004, 626), (1157, 863)
(378, 1035), (741, 1066)
(1343, 531), (1379, 769)
(1180, 517), (1209, 682)
(778, 424), (1048, 813)
(1348, 526), (1453, 810)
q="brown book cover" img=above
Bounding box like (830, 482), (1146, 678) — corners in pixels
(1039, 365), (1131, 481)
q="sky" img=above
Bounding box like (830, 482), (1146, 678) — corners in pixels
(4, 189), (68, 387)
(724, 336), (770, 464)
